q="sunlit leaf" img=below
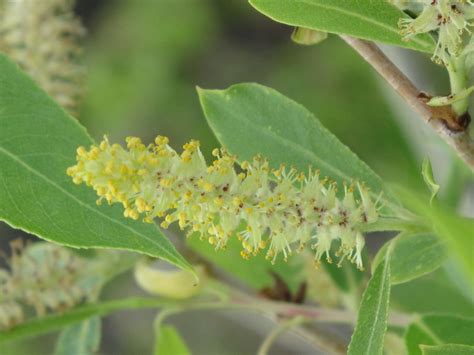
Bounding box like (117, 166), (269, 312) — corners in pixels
(0, 55), (190, 272)
(197, 83), (389, 202)
(347, 246), (392, 355)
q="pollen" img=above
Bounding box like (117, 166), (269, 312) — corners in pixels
(155, 135), (169, 146)
(203, 182), (215, 192)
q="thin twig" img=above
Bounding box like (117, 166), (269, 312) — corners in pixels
(290, 325), (346, 355)
(340, 35), (474, 171)
(214, 280), (412, 328)
(257, 316), (305, 355)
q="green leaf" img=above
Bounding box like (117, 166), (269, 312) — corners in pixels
(187, 233), (305, 292)
(0, 297), (171, 344)
(197, 83), (388, 203)
(269, 39), (423, 191)
(373, 233), (447, 285)
(155, 325), (190, 355)
(421, 158), (440, 203)
(54, 317), (101, 355)
(405, 315), (474, 355)
(391, 269), (474, 317)
(347, 245), (392, 355)
(0, 55), (191, 272)
(420, 344), (474, 355)
(249, 0), (435, 53)
(393, 186), (474, 285)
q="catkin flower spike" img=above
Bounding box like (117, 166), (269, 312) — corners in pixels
(396, 0), (474, 65)
(0, 0), (86, 116)
(68, 135), (382, 271)
(0, 240), (118, 330)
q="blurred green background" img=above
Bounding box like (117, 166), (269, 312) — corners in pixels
(3, 0), (471, 354)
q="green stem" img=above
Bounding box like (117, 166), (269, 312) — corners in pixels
(1, 290), (413, 345)
(0, 297), (173, 344)
(447, 56), (469, 116)
(257, 316), (306, 355)
(154, 308), (181, 331)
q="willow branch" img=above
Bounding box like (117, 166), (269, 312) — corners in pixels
(340, 35), (474, 171)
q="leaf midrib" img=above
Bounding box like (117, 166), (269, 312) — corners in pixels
(0, 145), (181, 266)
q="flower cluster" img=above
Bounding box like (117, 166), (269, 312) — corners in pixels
(67, 136), (382, 270)
(0, 0), (85, 115)
(398, 0), (474, 64)
(0, 241), (106, 330)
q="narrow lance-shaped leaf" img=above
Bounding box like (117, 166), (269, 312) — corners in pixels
(347, 244), (392, 355)
(54, 317), (101, 355)
(373, 233), (447, 285)
(0, 55), (191, 272)
(249, 0), (435, 53)
(197, 83), (390, 204)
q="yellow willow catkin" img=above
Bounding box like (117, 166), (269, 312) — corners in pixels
(0, 0), (85, 115)
(67, 136), (383, 270)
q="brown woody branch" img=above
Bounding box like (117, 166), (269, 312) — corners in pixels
(340, 35), (474, 171)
